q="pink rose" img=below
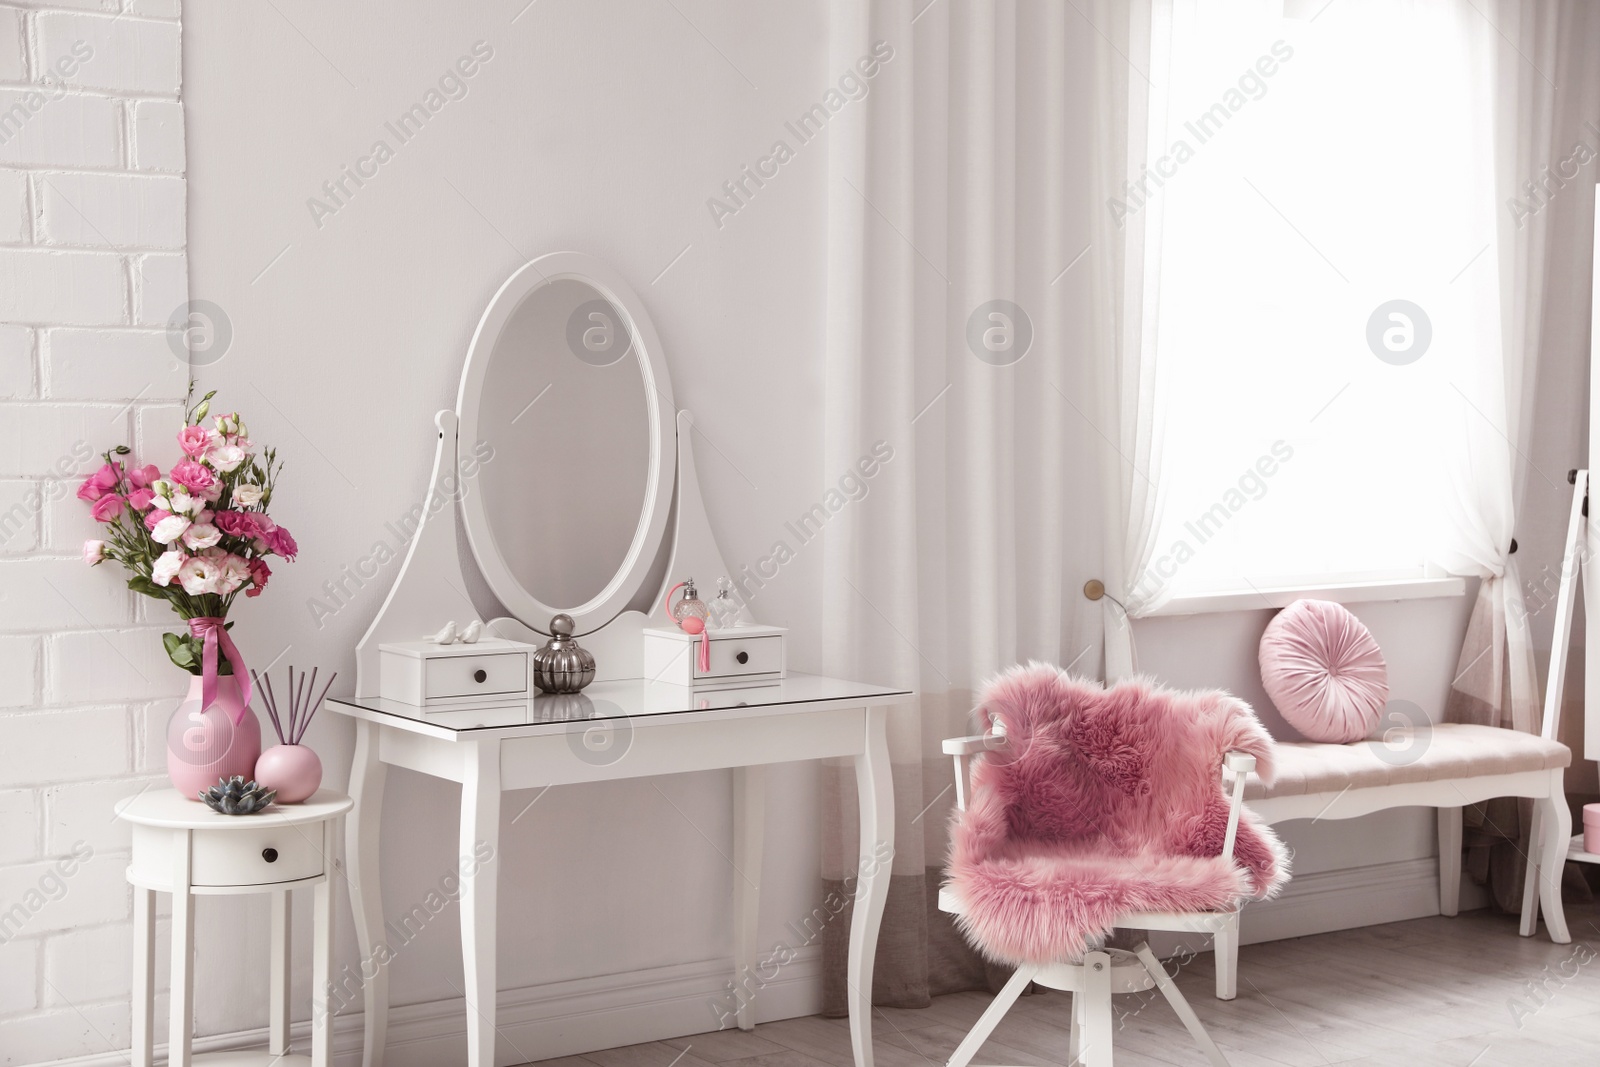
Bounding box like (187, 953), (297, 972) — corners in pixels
(90, 493), (124, 522)
(76, 462), (121, 502)
(127, 464), (161, 489)
(150, 513), (191, 545)
(169, 460), (216, 493)
(151, 549), (183, 587)
(246, 557), (271, 597)
(82, 539), (107, 565)
(181, 523), (221, 551)
(126, 487), (155, 511)
(177, 554), (219, 596)
(211, 551), (250, 595)
(177, 425), (213, 457)
(144, 508), (171, 532)
(213, 510), (261, 540)
(265, 525), (298, 560)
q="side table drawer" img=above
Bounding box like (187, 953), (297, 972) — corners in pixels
(192, 825), (324, 886)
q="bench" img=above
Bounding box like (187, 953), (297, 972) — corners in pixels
(1221, 722), (1572, 999)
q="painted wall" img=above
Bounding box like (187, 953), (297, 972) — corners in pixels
(180, 0), (846, 1054)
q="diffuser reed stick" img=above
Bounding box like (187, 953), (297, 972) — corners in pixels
(252, 666), (337, 746)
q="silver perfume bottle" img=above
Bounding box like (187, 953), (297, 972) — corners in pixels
(531, 613), (596, 693)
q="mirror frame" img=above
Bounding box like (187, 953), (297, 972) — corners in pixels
(456, 251), (676, 636)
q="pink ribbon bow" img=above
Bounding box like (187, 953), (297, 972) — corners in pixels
(188, 616), (251, 724)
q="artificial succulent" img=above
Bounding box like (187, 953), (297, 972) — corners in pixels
(199, 776), (277, 815)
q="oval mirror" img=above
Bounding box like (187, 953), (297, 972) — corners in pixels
(457, 253), (675, 636)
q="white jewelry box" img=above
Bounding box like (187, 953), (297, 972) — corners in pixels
(379, 637), (537, 707)
(641, 624), (787, 690)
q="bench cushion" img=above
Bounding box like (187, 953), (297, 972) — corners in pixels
(1245, 723), (1570, 801)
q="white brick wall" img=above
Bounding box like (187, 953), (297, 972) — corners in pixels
(0, 1), (186, 1060)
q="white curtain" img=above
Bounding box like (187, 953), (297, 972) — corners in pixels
(1441, 0), (1566, 736)
(1093, 0), (1167, 679)
(817, 0), (1100, 1008)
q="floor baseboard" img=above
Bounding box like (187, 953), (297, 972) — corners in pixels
(29, 857), (1477, 1067)
(29, 949), (823, 1067)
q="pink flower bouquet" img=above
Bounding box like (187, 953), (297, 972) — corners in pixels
(80, 389), (296, 708)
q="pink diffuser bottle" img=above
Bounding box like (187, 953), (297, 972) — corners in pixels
(252, 666), (334, 804)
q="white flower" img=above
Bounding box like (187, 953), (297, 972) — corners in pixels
(150, 514), (191, 545)
(177, 555), (220, 596)
(151, 550), (184, 586)
(82, 540), (107, 565)
(207, 444), (245, 473)
(231, 484), (263, 507)
(212, 552), (250, 595)
(170, 490), (196, 515)
(151, 495), (171, 512)
(182, 523), (221, 550)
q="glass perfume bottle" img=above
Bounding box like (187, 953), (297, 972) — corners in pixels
(665, 577), (709, 633)
(709, 575), (742, 630)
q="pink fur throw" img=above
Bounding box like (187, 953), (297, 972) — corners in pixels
(946, 665), (1290, 966)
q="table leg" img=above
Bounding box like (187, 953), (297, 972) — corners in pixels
(313, 819), (336, 1067)
(270, 889), (291, 1055)
(131, 885), (154, 1067)
(170, 831), (195, 1067)
(848, 707), (892, 1067)
(462, 740), (502, 1067)
(732, 765), (767, 1031)
(349, 718), (390, 1067)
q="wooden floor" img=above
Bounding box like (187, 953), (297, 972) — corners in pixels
(528, 902), (1600, 1067)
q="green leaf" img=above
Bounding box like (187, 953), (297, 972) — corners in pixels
(162, 632), (182, 657)
(126, 576), (167, 601)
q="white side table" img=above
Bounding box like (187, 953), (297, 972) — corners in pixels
(115, 788), (353, 1067)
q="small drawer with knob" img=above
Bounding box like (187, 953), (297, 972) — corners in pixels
(642, 623), (787, 689)
(127, 822), (326, 889)
(380, 637), (535, 707)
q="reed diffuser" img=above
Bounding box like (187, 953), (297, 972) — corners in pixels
(251, 666), (334, 803)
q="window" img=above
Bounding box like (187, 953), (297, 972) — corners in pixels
(1129, 1), (1504, 603)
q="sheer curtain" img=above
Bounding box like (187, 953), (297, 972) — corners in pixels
(816, 0), (1100, 1010)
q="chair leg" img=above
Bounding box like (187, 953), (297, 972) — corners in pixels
(1537, 778), (1573, 944)
(1521, 801), (1545, 937)
(1078, 951), (1115, 1067)
(1067, 989), (1084, 1066)
(1438, 806), (1462, 917)
(945, 965), (1035, 1067)
(1133, 943), (1230, 1067)
(1214, 910), (1239, 1001)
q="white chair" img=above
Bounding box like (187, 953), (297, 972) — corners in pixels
(938, 732), (1256, 1067)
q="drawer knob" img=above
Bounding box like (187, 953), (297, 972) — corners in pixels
(262, 848), (278, 863)
(474, 669), (487, 683)
(736, 651), (749, 665)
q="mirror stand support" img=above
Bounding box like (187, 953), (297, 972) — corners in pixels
(353, 409), (476, 697)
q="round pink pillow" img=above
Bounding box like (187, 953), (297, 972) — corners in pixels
(1259, 599), (1388, 743)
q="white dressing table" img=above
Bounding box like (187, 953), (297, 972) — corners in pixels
(329, 676), (906, 1067)
(337, 252), (912, 1067)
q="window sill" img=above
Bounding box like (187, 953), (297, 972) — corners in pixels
(1146, 576), (1468, 618)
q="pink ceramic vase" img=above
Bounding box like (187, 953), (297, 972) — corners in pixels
(167, 673), (262, 800)
(255, 744), (323, 804)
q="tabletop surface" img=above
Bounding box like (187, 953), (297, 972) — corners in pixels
(327, 671), (913, 738)
(114, 788), (353, 829)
